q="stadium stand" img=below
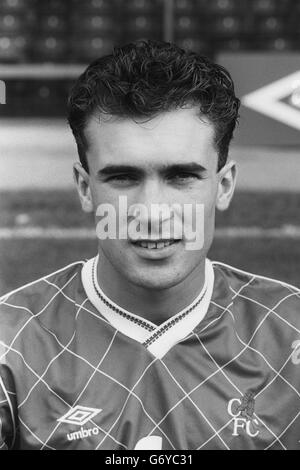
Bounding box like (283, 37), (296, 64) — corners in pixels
(0, 0), (298, 116)
(174, 0), (210, 55)
(0, 0), (34, 62)
(122, 0), (163, 42)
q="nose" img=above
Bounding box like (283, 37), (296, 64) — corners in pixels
(129, 179), (174, 237)
(138, 178), (166, 204)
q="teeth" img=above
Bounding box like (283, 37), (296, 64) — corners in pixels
(156, 242), (165, 249)
(136, 240), (176, 249)
(147, 242), (156, 249)
(140, 241), (156, 249)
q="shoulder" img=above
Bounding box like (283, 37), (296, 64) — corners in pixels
(211, 260), (300, 325)
(212, 260), (299, 296)
(0, 261), (85, 334)
(210, 261), (300, 374)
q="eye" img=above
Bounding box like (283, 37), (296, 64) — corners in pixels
(106, 174), (139, 185)
(166, 172), (200, 184)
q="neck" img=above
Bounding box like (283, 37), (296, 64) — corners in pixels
(96, 255), (206, 325)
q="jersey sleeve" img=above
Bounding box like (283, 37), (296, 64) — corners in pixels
(0, 365), (17, 450)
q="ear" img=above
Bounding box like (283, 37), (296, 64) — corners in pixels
(216, 160), (237, 211)
(73, 162), (94, 213)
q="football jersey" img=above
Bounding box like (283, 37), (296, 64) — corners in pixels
(0, 255), (300, 450)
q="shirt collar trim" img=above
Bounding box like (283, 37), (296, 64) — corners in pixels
(82, 255), (214, 358)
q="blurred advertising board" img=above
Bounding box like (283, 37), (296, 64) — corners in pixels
(217, 52), (300, 146)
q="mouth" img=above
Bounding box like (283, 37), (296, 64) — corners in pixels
(130, 239), (181, 250)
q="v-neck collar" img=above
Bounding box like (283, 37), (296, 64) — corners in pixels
(81, 255), (214, 359)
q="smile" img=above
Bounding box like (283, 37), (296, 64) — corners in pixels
(131, 239), (181, 250)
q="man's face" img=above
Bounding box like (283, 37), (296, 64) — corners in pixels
(75, 107), (236, 290)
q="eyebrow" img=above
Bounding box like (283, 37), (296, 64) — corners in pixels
(97, 163), (208, 178)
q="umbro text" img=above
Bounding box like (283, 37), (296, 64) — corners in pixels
(67, 426), (100, 441)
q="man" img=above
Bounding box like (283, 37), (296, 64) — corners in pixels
(0, 40), (299, 450)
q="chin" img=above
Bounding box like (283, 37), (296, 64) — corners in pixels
(129, 271), (185, 291)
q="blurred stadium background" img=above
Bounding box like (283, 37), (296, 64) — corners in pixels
(0, 0), (299, 294)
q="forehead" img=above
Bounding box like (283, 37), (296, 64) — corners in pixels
(85, 107), (217, 171)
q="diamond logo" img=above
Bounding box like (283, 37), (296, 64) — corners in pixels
(57, 406), (102, 426)
(242, 70), (300, 131)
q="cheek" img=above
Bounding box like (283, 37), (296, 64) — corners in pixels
(189, 182), (218, 214)
(205, 196), (217, 217)
(89, 180), (100, 206)
(98, 239), (126, 263)
(90, 182), (118, 208)
(200, 185), (218, 234)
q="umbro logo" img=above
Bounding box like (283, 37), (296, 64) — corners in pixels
(57, 405), (102, 426)
(242, 71), (300, 131)
(57, 406), (102, 441)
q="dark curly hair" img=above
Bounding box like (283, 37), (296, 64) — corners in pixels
(67, 40), (240, 172)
